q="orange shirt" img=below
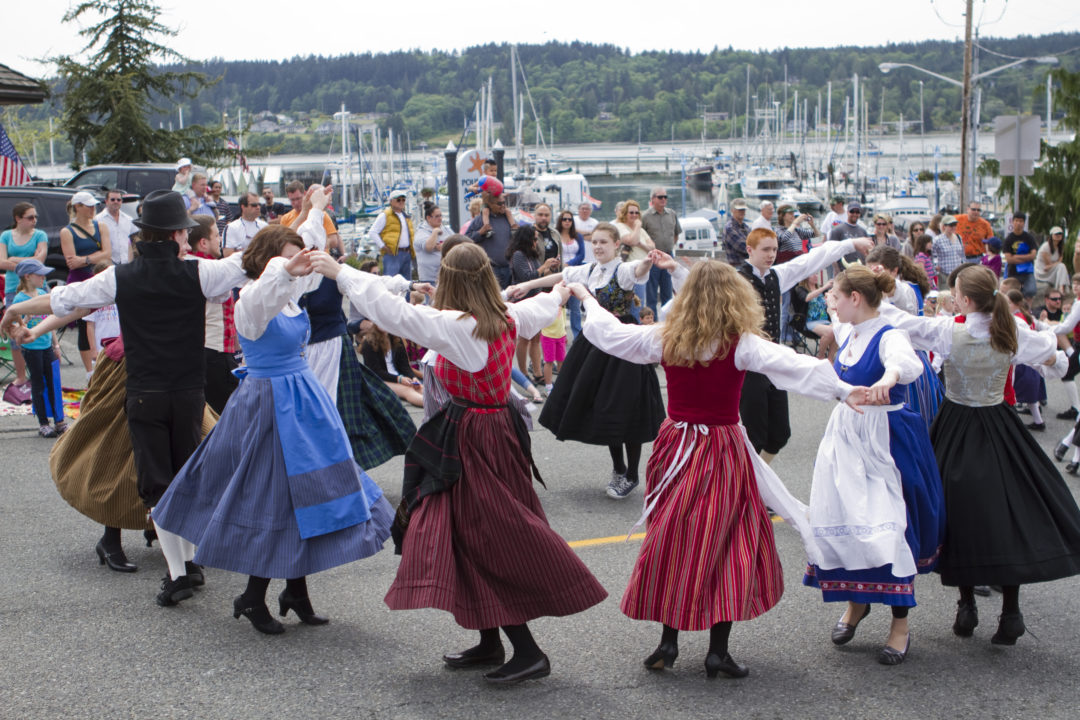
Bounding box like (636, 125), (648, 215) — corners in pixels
(279, 208), (338, 238)
(955, 215), (993, 257)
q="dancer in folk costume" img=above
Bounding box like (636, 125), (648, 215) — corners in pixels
(313, 244), (607, 685)
(570, 256), (866, 679)
(735, 229), (874, 463)
(153, 209), (394, 634)
(802, 266), (945, 666)
(880, 265), (1080, 645)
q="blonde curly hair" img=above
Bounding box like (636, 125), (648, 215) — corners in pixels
(660, 260), (765, 366)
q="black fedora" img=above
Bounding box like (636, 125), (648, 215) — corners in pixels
(133, 190), (200, 232)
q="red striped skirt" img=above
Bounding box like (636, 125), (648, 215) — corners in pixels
(620, 420), (784, 630)
(384, 408), (607, 629)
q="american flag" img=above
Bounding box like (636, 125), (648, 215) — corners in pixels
(225, 136), (239, 150)
(0, 121), (32, 187)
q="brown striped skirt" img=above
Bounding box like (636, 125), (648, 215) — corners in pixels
(384, 407), (607, 629)
(620, 419), (784, 630)
(49, 352), (216, 530)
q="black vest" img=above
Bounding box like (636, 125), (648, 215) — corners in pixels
(738, 262), (782, 342)
(114, 241), (206, 392)
(300, 276), (347, 345)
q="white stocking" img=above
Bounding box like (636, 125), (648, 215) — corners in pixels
(153, 514), (195, 580)
(1029, 403), (1044, 424)
(1064, 380), (1080, 412)
(1063, 428), (1077, 447)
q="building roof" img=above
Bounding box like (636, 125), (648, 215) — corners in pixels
(0, 63), (48, 105)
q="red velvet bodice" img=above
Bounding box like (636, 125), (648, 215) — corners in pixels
(661, 341), (745, 425)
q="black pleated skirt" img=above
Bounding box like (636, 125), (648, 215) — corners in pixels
(538, 335), (665, 445)
(931, 399), (1080, 586)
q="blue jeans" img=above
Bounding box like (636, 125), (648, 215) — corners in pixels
(645, 266), (672, 316)
(493, 265), (512, 289)
(382, 249), (414, 281)
(21, 348), (63, 425)
(566, 296), (581, 340)
(510, 366), (534, 391)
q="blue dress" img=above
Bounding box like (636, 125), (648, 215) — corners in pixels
(903, 281), (945, 434)
(803, 326), (946, 606)
(153, 309), (393, 578)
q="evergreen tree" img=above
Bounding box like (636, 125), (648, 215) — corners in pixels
(50, 0), (226, 168)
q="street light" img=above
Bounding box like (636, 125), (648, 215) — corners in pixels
(878, 56), (1058, 207)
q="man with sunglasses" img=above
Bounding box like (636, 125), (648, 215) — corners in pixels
(956, 202), (993, 260)
(222, 192), (267, 257)
(641, 187), (681, 314)
(95, 188), (137, 265)
(827, 201), (869, 263)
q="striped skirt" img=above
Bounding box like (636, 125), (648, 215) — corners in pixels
(620, 420), (783, 630)
(384, 408), (607, 629)
(50, 351), (216, 530)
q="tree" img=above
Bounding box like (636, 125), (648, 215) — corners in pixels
(50, 0), (227, 168)
(993, 68), (1080, 269)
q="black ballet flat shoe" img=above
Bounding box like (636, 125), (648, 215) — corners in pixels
(1055, 443), (1069, 462)
(155, 575), (194, 607)
(232, 596), (285, 635)
(185, 561), (205, 588)
(877, 634), (910, 666)
(831, 604), (871, 645)
(484, 654), (551, 685)
(1057, 407), (1079, 420)
(704, 652), (749, 679)
(1067, 462), (1080, 476)
(1026, 422), (1046, 432)
(143, 528), (157, 547)
(95, 540), (137, 573)
(278, 590), (329, 625)
(953, 599), (978, 637)
(973, 585), (992, 597)
(990, 612), (1026, 645)
(643, 642), (679, 670)
(442, 645), (506, 669)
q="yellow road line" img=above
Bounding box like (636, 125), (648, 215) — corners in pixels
(569, 515), (782, 548)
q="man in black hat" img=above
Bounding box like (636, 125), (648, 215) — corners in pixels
(2, 190), (252, 606)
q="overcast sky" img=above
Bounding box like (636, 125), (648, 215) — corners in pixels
(6, 0), (1079, 78)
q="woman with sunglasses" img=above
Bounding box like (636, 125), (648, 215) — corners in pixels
(614, 200), (654, 320)
(900, 221), (927, 258)
(0, 202), (48, 388)
(556, 210), (585, 338)
(871, 214), (901, 251)
(60, 191), (112, 379)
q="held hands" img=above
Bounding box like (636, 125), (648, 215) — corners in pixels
(308, 250), (340, 279)
(552, 282), (572, 305)
(566, 282), (591, 301)
(648, 249), (677, 271)
(843, 387), (868, 414)
(414, 282), (436, 297)
(284, 248), (315, 277)
(866, 369), (900, 405)
(505, 284), (526, 301)
(852, 238), (874, 256)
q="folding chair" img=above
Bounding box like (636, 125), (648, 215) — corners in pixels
(787, 316), (819, 357)
(0, 344), (15, 384)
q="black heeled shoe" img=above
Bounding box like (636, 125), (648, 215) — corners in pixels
(278, 590), (329, 625)
(953, 599), (978, 637)
(95, 540), (137, 573)
(704, 652), (749, 679)
(483, 654), (551, 684)
(990, 612), (1025, 645)
(643, 642), (679, 670)
(144, 528), (157, 547)
(877, 634), (910, 665)
(831, 603), (871, 645)
(233, 596), (285, 635)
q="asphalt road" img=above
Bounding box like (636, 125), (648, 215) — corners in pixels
(2, 340), (1079, 719)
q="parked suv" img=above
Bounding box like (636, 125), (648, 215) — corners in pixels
(0, 186), (103, 282)
(64, 163), (183, 198)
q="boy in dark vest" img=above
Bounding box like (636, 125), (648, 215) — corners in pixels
(737, 228), (873, 463)
(2, 190), (251, 606)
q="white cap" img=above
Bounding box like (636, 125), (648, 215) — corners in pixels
(389, 189), (407, 200)
(176, 157), (192, 170)
(70, 191), (98, 208)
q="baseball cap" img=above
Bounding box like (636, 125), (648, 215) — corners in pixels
(847, 201), (862, 212)
(1050, 226), (1064, 236)
(943, 215), (958, 225)
(730, 198), (748, 210)
(16, 258), (50, 277)
(70, 191), (98, 208)
(389, 189), (408, 200)
(176, 157), (192, 170)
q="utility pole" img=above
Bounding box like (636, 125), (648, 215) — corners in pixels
(959, 0), (974, 208)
